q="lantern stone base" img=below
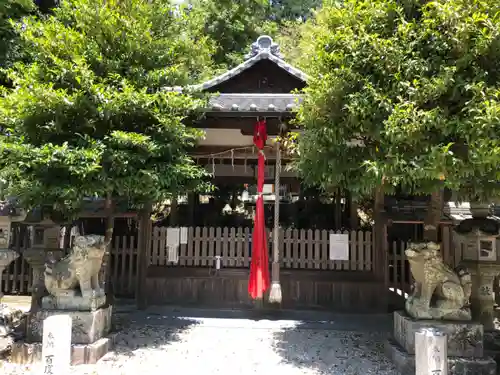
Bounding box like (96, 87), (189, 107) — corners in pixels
(385, 311), (496, 375)
(10, 305), (114, 365)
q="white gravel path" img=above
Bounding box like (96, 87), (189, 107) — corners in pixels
(1, 313), (398, 375)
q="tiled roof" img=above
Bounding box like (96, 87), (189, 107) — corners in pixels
(163, 35), (309, 111)
(194, 35), (309, 91)
(207, 93), (302, 112)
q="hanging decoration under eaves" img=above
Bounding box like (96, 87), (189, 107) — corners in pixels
(248, 119), (270, 300)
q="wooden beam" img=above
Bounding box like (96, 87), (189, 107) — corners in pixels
(211, 176), (299, 184)
(191, 116), (296, 133)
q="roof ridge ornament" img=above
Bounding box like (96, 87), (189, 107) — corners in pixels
(245, 35), (283, 60)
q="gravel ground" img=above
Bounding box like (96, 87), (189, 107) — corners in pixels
(1, 311), (398, 375)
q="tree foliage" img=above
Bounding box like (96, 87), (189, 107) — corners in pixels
(273, 19), (314, 70)
(0, 0), (215, 217)
(189, 0), (275, 68)
(270, 0), (322, 22)
(0, 0), (36, 87)
(296, 0), (500, 202)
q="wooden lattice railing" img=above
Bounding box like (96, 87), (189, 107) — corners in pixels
(149, 226), (374, 271)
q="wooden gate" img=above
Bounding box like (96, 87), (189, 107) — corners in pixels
(143, 226), (385, 312)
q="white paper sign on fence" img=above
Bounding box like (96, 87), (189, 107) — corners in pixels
(329, 233), (349, 260)
(42, 314), (72, 375)
(167, 245), (179, 263)
(180, 227), (188, 244)
(166, 227), (180, 247)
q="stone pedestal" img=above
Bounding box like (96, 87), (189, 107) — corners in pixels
(385, 311), (497, 375)
(0, 249), (24, 355)
(10, 305), (114, 364)
(41, 287), (107, 311)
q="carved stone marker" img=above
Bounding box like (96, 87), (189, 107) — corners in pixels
(415, 328), (447, 375)
(42, 315), (72, 375)
(385, 311), (497, 375)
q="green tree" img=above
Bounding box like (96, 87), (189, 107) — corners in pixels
(189, 0), (274, 68)
(271, 0), (321, 22)
(273, 19), (314, 69)
(0, 0), (36, 87)
(0, 0), (214, 226)
(295, 0), (500, 240)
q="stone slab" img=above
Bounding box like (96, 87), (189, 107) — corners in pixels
(27, 305), (112, 345)
(385, 338), (497, 375)
(393, 310), (484, 358)
(41, 292), (107, 311)
(10, 335), (115, 365)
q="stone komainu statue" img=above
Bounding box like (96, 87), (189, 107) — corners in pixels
(405, 242), (472, 321)
(44, 234), (107, 299)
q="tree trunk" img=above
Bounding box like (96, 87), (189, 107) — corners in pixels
(170, 197), (178, 226)
(136, 202), (152, 310)
(335, 188), (342, 230)
(101, 193), (114, 300)
(374, 183), (388, 310)
(348, 192), (359, 230)
(423, 190), (443, 243)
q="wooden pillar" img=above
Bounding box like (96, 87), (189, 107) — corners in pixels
(136, 203), (152, 310)
(170, 197), (178, 226)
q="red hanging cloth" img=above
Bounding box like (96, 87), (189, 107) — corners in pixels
(248, 119), (270, 300)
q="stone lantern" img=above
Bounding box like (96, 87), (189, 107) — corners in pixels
(23, 218), (64, 311)
(0, 200), (27, 354)
(0, 200), (27, 302)
(454, 203), (500, 330)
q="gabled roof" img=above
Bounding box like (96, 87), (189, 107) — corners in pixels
(194, 35), (309, 91)
(164, 36), (308, 114)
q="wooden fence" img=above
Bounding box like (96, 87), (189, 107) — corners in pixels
(1, 235), (140, 298)
(1, 256), (32, 296)
(2, 225), (461, 300)
(150, 227), (373, 271)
